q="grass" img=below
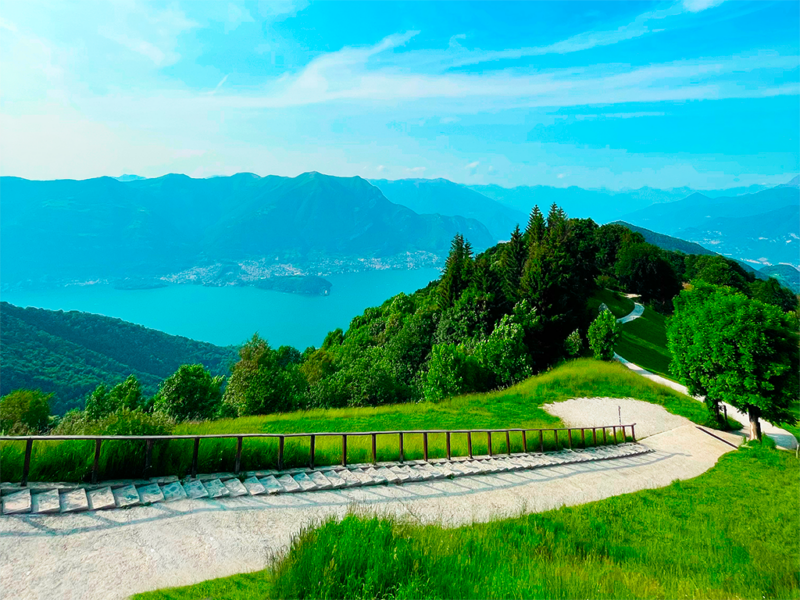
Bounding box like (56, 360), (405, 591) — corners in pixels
(135, 444), (800, 600)
(0, 359), (721, 483)
(588, 288), (636, 319)
(616, 306), (675, 381)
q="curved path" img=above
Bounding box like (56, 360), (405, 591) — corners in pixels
(0, 397), (743, 600)
(614, 302), (797, 450)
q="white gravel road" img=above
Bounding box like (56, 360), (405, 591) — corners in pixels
(0, 397), (743, 600)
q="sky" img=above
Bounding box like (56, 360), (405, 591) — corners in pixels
(1, 0), (798, 189)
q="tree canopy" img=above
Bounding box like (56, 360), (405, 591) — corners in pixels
(667, 283), (798, 439)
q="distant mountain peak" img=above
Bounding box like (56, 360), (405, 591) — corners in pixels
(115, 174), (145, 182)
(781, 175), (800, 188)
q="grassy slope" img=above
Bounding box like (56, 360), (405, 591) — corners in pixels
(616, 307), (674, 380)
(587, 288), (635, 319)
(1, 360), (717, 483)
(136, 446), (799, 600)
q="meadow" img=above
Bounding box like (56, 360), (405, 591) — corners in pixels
(135, 443), (799, 600)
(616, 306), (674, 380)
(0, 359), (729, 483)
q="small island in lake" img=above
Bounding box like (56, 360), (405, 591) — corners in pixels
(252, 275), (332, 296)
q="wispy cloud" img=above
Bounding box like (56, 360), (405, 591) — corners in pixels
(209, 36), (797, 110)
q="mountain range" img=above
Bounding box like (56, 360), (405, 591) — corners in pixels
(2, 171), (797, 291)
(0, 172), (492, 287)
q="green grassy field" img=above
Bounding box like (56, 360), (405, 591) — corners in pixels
(616, 306), (675, 380)
(0, 359), (722, 483)
(588, 288), (636, 319)
(135, 444), (799, 600)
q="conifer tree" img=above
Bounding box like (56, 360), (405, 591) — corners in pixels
(438, 234), (473, 309)
(524, 205), (546, 246)
(499, 225), (526, 304)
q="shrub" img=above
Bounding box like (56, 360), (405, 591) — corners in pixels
(587, 309), (619, 361)
(474, 314), (532, 386)
(0, 389), (52, 434)
(153, 364), (224, 422)
(565, 329), (583, 357)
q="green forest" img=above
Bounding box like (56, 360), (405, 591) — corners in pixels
(1, 203), (796, 436)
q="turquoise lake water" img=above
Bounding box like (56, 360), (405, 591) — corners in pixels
(1, 268), (441, 349)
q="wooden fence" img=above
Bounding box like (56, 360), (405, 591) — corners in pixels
(0, 423), (636, 487)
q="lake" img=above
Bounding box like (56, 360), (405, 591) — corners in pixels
(1, 268), (441, 349)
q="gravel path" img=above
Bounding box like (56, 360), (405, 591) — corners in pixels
(0, 397), (743, 600)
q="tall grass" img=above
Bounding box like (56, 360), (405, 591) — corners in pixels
(136, 445), (800, 600)
(1, 359), (719, 483)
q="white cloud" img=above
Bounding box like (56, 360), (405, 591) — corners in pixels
(465, 161), (480, 175)
(407, 166), (426, 174)
(682, 0), (726, 13)
(376, 165), (386, 172)
(97, 2), (197, 67)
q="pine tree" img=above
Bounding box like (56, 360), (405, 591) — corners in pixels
(438, 233), (473, 309)
(499, 225), (527, 304)
(524, 205), (546, 246)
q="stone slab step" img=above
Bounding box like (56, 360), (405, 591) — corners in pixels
(162, 482), (188, 503)
(259, 475), (284, 494)
(222, 478), (248, 497)
(2, 489), (31, 515)
(137, 483), (165, 504)
(31, 490), (60, 514)
(292, 473), (316, 492)
(112, 484), (140, 508)
(87, 487), (116, 510)
(276, 474), (301, 493)
(323, 470), (347, 489)
(60, 488), (89, 513)
(202, 479), (230, 498)
(336, 469), (364, 487)
(376, 467), (401, 483)
(183, 479), (209, 499)
(308, 471), (332, 490)
(243, 476), (266, 496)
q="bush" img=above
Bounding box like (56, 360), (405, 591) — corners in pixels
(0, 389), (52, 434)
(588, 309), (619, 361)
(474, 314), (532, 386)
(153, 364), (224, 422)
(423, 343), (486, 401)
(565, 329), (583, 357)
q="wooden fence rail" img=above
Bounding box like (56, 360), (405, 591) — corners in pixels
(0, 424), (636, 487)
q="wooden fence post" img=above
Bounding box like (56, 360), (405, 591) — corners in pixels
(21, 439), (33, 487)
(92, 439), (102, 484)
(399, 433), (404, 463)
(146, 439), (155, 477)
(342, 435), (347, 466)
(309, 435), (316, 469)
(522, 430), (528, 453)
(506, 431), (512, 456)
(190, 438), (198, 478)
(371, 433), (377, 464)
(235, 436), (243, 474)
(539, 430), (544, 453)
(446, 432), (451, 460)
(602, 427), (607, 444)
(468, 432), (473, 458)
(423, 432), (429, 462)
(581, 428), (586, 448)
(567, 429), (573, 450)
(631, 424), (636, 442)
(278, 436), (284, 470)
(554, 429), (559, 450)
(487, 432), (493, 456)
(593, 428), (597, 445)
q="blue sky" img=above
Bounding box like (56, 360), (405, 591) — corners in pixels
(1, 0), (798, 189)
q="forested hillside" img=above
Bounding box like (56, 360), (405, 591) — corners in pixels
(0, 303), (237, 414)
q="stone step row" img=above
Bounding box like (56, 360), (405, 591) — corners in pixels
(1, 443), (651, 516)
